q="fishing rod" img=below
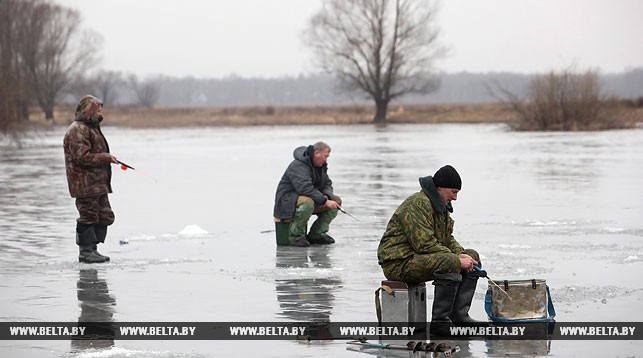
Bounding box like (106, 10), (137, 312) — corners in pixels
(338, 206), (360, 222)
(116, 160), (135, 170)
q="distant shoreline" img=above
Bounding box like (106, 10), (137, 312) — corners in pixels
(31, 103), (518, 129)
(28, 102), (643, 129)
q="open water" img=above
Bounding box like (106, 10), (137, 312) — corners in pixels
(1, 123), (642, 357)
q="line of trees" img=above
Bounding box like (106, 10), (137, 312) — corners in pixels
(0, 0), (165, 138)
(0, 0), (100, 133)
(2, 0), (640, 136)
(69, 71), (162, 108)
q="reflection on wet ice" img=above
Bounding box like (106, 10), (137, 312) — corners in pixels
(274, 246), (341, 323)
(485, 339), (551, 356)
(71, 269), (116, 353)
(274, 246), (342, 340)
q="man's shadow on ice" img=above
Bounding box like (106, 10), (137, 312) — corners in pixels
(71, 268), (116, 353)
(275, 246), (342, 339)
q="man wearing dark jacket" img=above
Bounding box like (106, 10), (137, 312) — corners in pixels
(378, 165), (484, 333)
(274, 142), (341, 247)
(64, 95), (118, 263)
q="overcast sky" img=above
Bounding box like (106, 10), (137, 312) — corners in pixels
(57, 0), (643, 78)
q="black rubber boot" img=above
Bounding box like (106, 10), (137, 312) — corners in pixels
(289, 236), (310, 247)
(93, 225), (110, 262)
(77, 225), (107, 264)
(449, 271), (489, 326)
(79, 245), (108, 264)
(306, 233), (335, 245)
(430, 271), (462, 337)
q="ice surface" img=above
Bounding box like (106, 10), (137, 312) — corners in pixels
(1, 124), (643, 357)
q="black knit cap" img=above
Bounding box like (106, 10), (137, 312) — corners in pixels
(433, 165), (462, 190)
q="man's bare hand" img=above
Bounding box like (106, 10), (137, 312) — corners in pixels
(458, 253), (478, 273)
(325, 200), (340, 210)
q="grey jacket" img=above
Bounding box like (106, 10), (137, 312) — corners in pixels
(273, 145), (334, 220)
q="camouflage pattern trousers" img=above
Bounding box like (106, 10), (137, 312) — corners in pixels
(289, 195), (342, 240)
(75, 194), (115, 226)
(382, 248), (480, 285)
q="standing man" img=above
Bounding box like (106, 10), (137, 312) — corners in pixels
(64, 95), (118, 263)
(274, 142), (341, 247)
(377, 165), (484, 332)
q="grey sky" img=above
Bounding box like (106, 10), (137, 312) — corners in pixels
(58, 0), (643, 78)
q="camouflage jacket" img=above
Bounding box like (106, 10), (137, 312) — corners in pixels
(377, 176), (464, 265)
(63, 118), (113, 198)
(273, 145), (334, 220)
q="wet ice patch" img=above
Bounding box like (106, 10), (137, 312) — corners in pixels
(178, 224), (208, 236)
(554, 285), (638, 304)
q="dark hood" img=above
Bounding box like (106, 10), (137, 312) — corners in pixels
(74, 95), (103, 127)
(419, 175), (453, 213)
(293, 145), (310, 163)
(293, 145), (327, 169)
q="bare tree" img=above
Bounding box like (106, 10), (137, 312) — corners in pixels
(93, 70), (125, 106)
(18, 1), (101, 120)
(304, 0), (444, 123)
(130, 75), (162, 108)
(0, 0), (31, 138)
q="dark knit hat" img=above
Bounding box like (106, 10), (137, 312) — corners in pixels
(433, 165), (461, 190)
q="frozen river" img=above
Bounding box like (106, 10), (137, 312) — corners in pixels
(1, 123), (642, 357)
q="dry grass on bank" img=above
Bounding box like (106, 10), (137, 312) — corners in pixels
(32, 103), (519, 128)
(29, 102), (642, 129)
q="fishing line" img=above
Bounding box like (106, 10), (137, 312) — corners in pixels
(115, 160), (158, 183)
(474, 265), (512, 300)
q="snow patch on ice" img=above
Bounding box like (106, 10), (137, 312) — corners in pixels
(125, 234), (156, 241)
(602, 227), (624, 233)
(498, 244), (532, 249)
(178, 224), (208, 236)
(76, 346), (191, 358)
(526, 220), (576, 227)
(624, 255), (640, 262)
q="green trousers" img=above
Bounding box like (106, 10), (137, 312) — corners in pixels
(289, 195), (342, 241)
(382, 248), (480, 285)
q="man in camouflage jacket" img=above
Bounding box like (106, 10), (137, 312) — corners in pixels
(64, 95), (118, 263)
(274, 142), (341, 247)
(378, 165), (485, 331)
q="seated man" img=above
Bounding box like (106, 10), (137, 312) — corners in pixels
(377, 165), (483, 330)
(273, 142), (341, 247)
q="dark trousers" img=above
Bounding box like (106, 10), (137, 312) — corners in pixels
(75, 194), (115, 226)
